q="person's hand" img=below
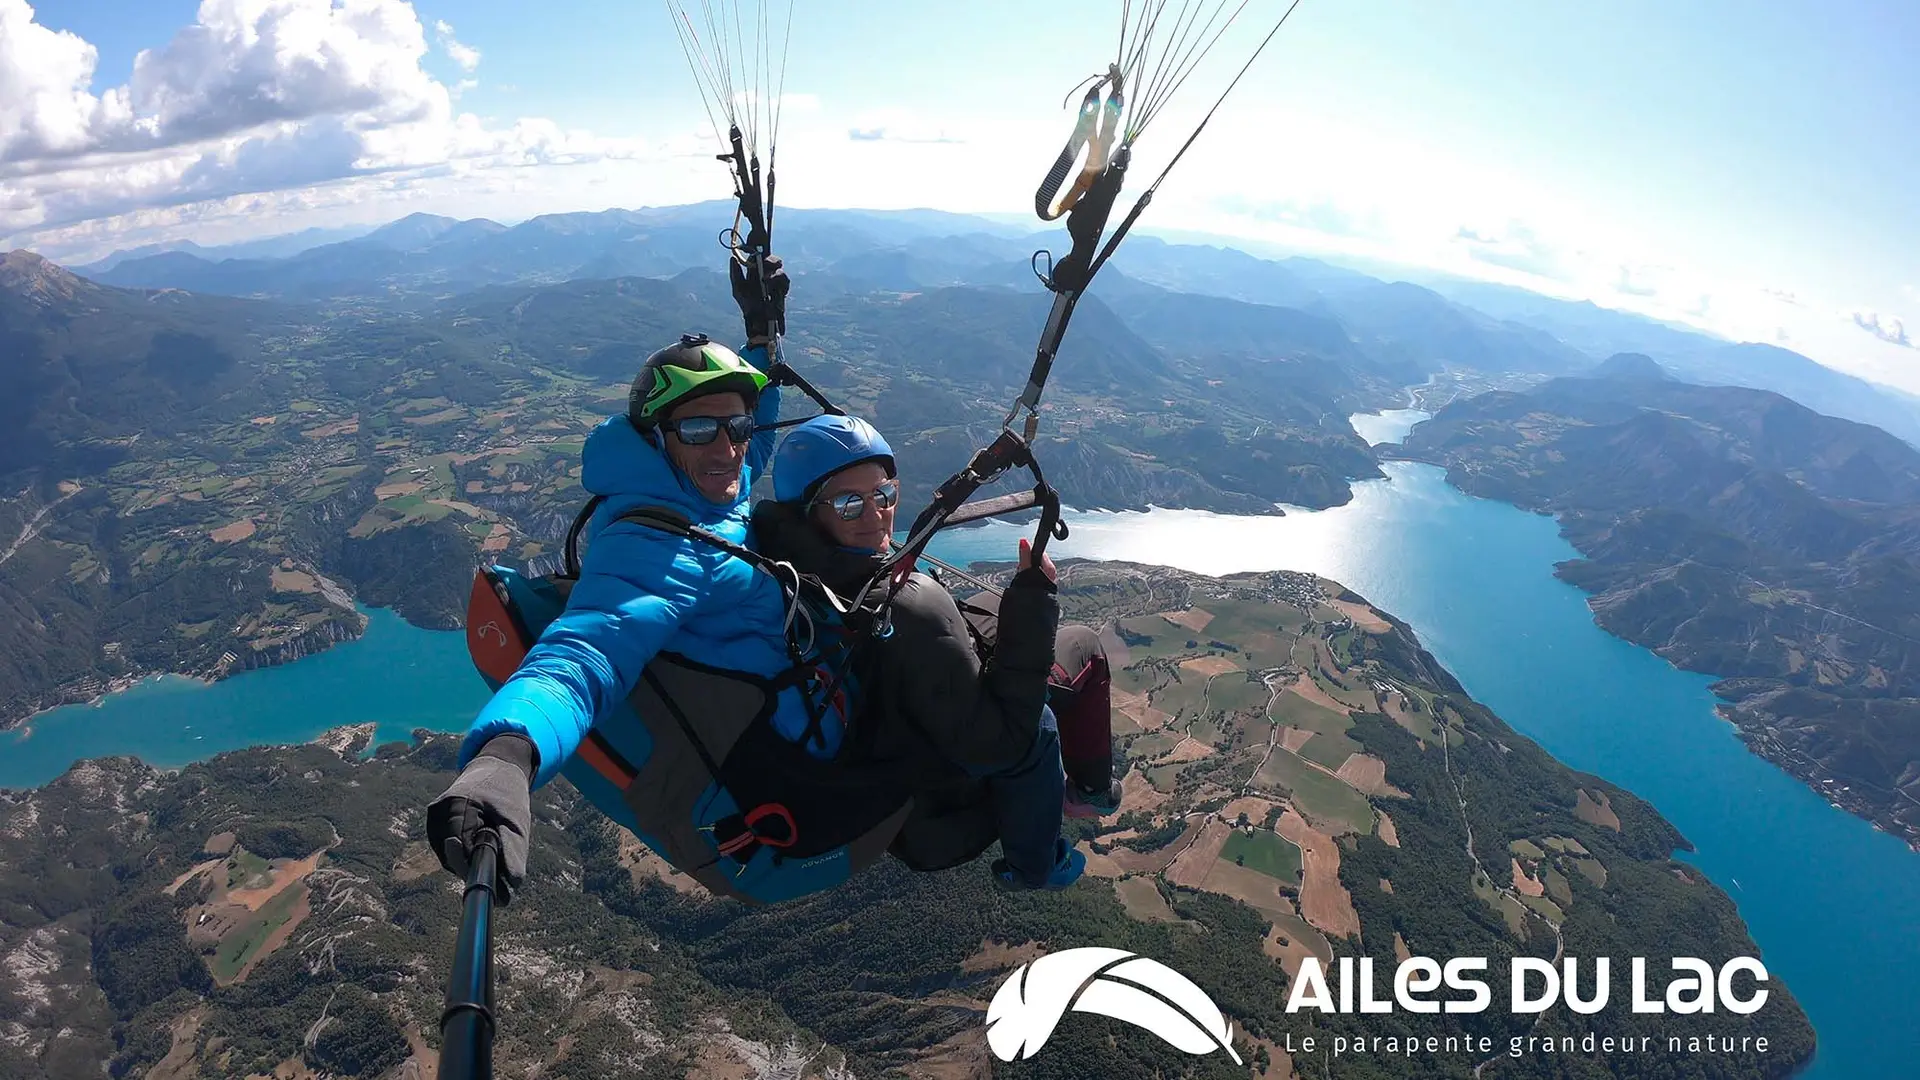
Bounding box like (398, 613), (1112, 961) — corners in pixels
(427, 735), (535, 903)
(1017, 536), (1057, 584)
(730, 253), (789, 341)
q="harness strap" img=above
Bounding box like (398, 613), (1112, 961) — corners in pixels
(1035, 66), (1127, 221)
(1035, 80), (1104, 221)
(562, 495), (606, 579)
(944, 488), (1042, 527)
(612, 505), (874, 764)
(868, 431), (1067, 616)
(644, 662), (804, 872)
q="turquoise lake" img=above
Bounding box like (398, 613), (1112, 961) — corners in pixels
(5, 411), (1912, 1076)
(0, 604), (492, 786)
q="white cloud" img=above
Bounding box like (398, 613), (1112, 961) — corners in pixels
(1851, 310), (1912, 348)
(0, 0), (648, 240)
(0, 0), (135, 161)
(846, 107), (964, 145)
(1447, 220), (1569, 280)
(434, 18), (480, 73)
(1, 0), (447, 165)
(1613, 265), (1661, 297)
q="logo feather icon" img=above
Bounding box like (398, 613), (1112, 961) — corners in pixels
(985, 947), (1241, 1064)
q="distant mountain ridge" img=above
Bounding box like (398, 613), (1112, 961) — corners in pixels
(72, 223), (374, 272)
(1417, 275), (1920, 445)
(1591, 351), (1674, 381)
(68, 203), (1920, 445)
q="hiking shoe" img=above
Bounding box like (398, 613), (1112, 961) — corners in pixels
(992, 840), (1087, 892)
(1064, 778), (1123, 819)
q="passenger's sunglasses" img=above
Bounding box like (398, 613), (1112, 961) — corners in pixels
(661, 414), (755, 446)
(811, 479), (900, 521)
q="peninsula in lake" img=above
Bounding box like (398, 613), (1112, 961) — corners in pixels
(1387, 356), (1920, 848)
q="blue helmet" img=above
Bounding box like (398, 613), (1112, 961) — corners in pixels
(773, 414), (896, 504)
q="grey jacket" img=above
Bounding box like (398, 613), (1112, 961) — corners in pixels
(749, 501), (1059, 772)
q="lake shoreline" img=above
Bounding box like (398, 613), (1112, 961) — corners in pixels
(11, 450), (1919, 1075)
(1374, 435), (1920, 853)
(7, 669), (217, 735)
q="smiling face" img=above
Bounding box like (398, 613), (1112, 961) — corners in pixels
(810, 460), (896, 552)
(662, 392), (750, 503)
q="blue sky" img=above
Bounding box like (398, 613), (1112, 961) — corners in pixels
(3, 0), (1915, 389)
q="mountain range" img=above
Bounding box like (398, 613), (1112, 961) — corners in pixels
(72, 206), (1920, 446)
(8, 202), (1920, 847)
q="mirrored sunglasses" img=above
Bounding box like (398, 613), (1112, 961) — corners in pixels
(812, 478), (900, 521)
(663, 414), (756, 445)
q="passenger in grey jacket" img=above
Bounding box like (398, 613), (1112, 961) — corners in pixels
(753, 413), (1088, 890)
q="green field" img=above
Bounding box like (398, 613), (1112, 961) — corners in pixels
(1210, 674), (1271, 713)
(1237, 632), (1292, 669)
(1188, 716), (1229, 747)
(1114, 616), (1196, 661)
(1385, 699), (1448, 743)
(1270, 691), (1364, 768)
(1315, 670), (1377, 711)
(1239, 715), (1275, 749)
(1545, 866), (1574, 907)
(1520, 892), (1565, 922)
(1269, 912), (1330, 964)
(1472, 870), (1530, 939)
(1221, 828), (1303, 882)
(1147, 761), (1195, 791)
(1295, 726), (1364, 771)
(228, 849), (271, 890)
(1130, 731), (1186, 761)
(1152, 674), (1209, 720)
(210, 885), (303, 984)
(1252, 750), (1374, 835)
(1270, 690), (1349, 736)
(1115, 663), (1163, 696)
(1510, 839), (1546, 860)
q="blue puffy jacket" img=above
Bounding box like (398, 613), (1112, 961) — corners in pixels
(458, 348), (853, 902)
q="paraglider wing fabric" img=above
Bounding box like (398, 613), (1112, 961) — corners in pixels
(466, 569), (533, 688)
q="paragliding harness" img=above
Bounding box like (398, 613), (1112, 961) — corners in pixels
(451, 0), (1303, 1058)
(472, 0), (1306, 878)
(464, 492), (989, 906)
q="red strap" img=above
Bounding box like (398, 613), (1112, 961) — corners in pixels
(744, 803), (798, 848)
(715, 803), (800, 857)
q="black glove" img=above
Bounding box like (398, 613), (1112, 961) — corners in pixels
(730, 253), (789, 341)
(427, 734), (536, 904)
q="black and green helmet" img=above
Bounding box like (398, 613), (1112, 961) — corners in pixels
(628, 333), (770, 431)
